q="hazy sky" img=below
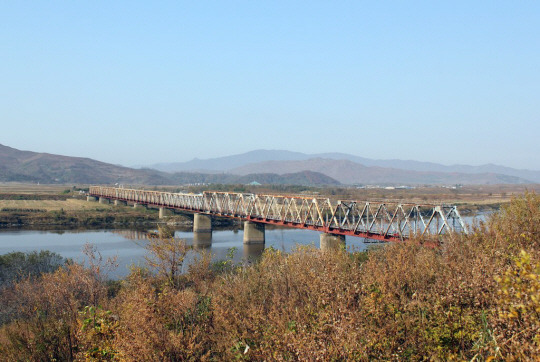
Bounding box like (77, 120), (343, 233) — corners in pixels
(1, 1), (539, 169)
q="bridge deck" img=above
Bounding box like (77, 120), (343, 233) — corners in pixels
(89, 186), (467, 242)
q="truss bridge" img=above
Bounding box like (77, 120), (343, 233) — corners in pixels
(88, 186), (467, 245)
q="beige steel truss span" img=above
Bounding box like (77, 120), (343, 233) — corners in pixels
(89, 186), (467, 242)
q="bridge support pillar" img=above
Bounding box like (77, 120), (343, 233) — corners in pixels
(87, 196), (97, 202)
(193, 231), (212, 249)
(159, 207), (172, 218)
(320, 233), (345, 251)
(133, 203), (146, 209)
(98, 197), (110, 205)
(194, 213), (212, 233)
(243, 221), (265, 244)
(114, 200), (127, 206)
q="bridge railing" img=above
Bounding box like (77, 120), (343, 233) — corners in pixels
(89, 186), (468, 240)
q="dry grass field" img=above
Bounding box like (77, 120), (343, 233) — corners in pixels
(185, 183), (540, 206)
(0, 183), (77, 195)
(0, 184), (106, 212)
(2, 182), (540, 212)
(0, 198), (113, 212)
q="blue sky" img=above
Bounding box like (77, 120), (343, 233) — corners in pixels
(1, 1), (539, 169)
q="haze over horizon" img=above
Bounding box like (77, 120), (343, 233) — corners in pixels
(1, 1), (539, 169)
(145, 148), (540, 171)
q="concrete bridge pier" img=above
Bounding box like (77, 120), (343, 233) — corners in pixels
(193, 213), (212, 233)
(114, 200), (127, 206)
(243, 221), (265, 244)
(320, 233), (346, 251)
(159, 207), (172, 218)
(133, 203), (146, 209)
(98, 197), (110, 205)
(87, 196), (97, 202)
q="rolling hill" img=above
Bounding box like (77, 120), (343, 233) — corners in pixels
(0, 144), (338, 186)
(0, 144), (171, 184)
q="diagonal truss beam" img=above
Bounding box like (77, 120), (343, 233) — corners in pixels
(89, 186), (468, 242)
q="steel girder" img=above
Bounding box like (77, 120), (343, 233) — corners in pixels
(89, 186), (468, 241)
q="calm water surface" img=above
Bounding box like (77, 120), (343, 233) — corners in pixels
(0, 227), (371, 278)
(0, 213), (485, 278)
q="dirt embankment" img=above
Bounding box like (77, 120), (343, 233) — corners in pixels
(0, 196), (238, 228)
(0, 209), (162, 228)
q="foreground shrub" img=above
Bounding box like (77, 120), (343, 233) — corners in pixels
(0, 263), (106, 361)
(491, 191), (540, 251)
(1, 193), (538, 360)
(111, 266), (214, 361)
(494, 250), (540, 359)
(211, 247), (365, 359)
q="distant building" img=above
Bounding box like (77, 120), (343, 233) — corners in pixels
(248, 181), (261, 186)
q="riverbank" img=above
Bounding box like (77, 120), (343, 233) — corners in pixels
(0, 199), (238, 228)
(0, 208), (161, 228)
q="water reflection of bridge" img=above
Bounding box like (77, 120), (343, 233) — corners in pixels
(111, 229), (266, 259)
(112, 229), (149, 241)
(111, 229), (213, 246)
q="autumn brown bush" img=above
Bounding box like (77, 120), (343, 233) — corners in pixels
(0, 192), (538, 361)
(0, 263), (106, 361)
(490, 191), (540, 251)
(493, 251), (540, 360)
(210, 246), (365, 360)
(103, 259), (213, 361)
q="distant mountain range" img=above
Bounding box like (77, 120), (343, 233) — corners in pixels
(0, 144), (537, 186)
(148, 149), (538, 185)
(230, 158), (528, 185)
(0, 144), (338, 186)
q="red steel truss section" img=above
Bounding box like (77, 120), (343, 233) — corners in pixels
(89, 186), (468, 242)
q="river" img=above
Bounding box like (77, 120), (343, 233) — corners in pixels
(0, 212), (487, 278)
(0, 227), (373, 278)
